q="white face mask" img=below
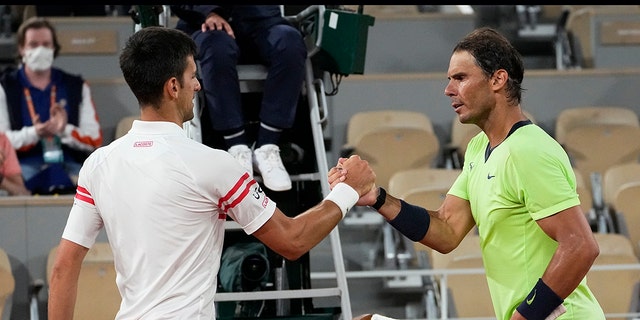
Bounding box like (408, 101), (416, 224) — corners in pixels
(22, 46), (54, 72)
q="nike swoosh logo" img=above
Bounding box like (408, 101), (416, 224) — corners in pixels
(526, 289), (537, 305)
(487, 174), (496, 179)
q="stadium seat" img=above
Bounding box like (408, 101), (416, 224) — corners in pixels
(563, 124), (640, 192)
(388, 167), (462, 266)
(588, 233), (640, 320)
(558, 109), (640, 232)
(47, 242), (120, 320)
(564, 6), (640, 69)
(554, 106), (639, 146)
(603, 162), (640, 206)
(611, 182), (640, 259)
(344, 109), (435, 150)
(0, 247), (14, 320)
(342, 110), (440, 190)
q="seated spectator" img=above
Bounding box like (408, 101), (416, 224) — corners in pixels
(0, 17), (102, 194)
(171, 5), (307, 192)
(0, 131), (30, 195)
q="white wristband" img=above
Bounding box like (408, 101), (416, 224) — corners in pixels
(324, 182), (359, 218)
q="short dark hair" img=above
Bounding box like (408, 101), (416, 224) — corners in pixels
(119, 27), (198, 107)
(453, 27), (524, 105)
(17, 16), (61, 58)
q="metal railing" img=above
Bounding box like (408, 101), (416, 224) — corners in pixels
(311, 263), (640, 320)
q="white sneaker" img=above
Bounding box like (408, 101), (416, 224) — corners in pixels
(253, 144), (292, 191)
(228, 144), (253, 176)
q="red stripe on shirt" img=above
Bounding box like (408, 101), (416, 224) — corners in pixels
(75, 193), (94, 205)
(221, 179), (257, 213)
(218, 173), (251, 208)
(77, 185), (91, 195)
(74, 185), (94, 205)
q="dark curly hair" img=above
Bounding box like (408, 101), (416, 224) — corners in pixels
(453, 27), (525, 105)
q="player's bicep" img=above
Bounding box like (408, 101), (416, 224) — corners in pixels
(536, 205), (591, 243)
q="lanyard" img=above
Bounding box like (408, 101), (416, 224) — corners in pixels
(23, 85), (56, 124)
(24, 85), (64, 163)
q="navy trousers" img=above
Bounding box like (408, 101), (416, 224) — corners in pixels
(192, 23), (307, 131)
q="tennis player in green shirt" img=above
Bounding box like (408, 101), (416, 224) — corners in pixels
(330, 27), (604, 320)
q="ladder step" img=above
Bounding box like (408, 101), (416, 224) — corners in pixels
(237, 64), (268, 80)
(214, 288), (342, 301)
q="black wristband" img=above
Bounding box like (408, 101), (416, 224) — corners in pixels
(388, 200), (430, 242)
(516, 278), (564, 320)
(371, 186), (386, 210)
(0, 172), (4, 185)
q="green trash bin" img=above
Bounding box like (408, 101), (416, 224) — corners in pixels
(312, 9), (375, 76)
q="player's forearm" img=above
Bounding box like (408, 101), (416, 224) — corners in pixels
(375, 192), (469, 253)
(274, 201), (343, 261)
(541, 238), (598, 299)
(48, 276), (79, 320)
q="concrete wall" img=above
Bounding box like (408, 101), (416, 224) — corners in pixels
(361, 13), (475, 74)
(325, 68), (640, 165)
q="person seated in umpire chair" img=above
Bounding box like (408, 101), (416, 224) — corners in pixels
(171, 5), (307, 192)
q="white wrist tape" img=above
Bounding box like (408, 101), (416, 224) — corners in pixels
(545, 304), (566, 320)
(324, 182), (359, 218)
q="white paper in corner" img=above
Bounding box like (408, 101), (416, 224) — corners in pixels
(328, 12), (338, 29)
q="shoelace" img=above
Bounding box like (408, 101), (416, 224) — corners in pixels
(260, 147), (282, 172)
(236, 151), (251, 164)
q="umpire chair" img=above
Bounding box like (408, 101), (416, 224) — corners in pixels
(131, 5), (375, 320)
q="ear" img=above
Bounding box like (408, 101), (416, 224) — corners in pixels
(491, 69), (508, 90)
(166, 77), (179, 99)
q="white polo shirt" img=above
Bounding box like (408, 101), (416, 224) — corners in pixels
(62, 120), (276, 319)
